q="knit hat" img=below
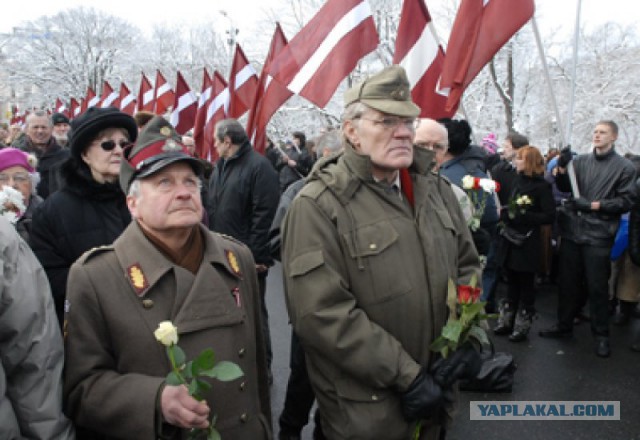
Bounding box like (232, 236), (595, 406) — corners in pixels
(0, 148), (36, 173)
(68, 107), (138, 159)
(344, 65), (420, 117)
(120, 116), (203, 193)
(51, 112), (70, 125)
(482, 133), (498, 155)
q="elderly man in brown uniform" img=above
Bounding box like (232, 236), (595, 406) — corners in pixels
(63, 116), (271, 439)
(281, 66), (482, 440)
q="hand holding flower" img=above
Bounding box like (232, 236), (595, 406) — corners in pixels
(154, 321), (244, 440)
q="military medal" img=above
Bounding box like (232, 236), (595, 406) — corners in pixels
(126, 263), (149, 296)
(225, 249), (241, 276)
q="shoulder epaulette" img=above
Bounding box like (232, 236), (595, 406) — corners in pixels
(77, 245), (114, 264)
(215, 232), (245, 247)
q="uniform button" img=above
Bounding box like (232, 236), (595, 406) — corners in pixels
(369, 243), (377, 250)
(239, 381), (246, 391)
(371, 394), (379, 401)
(141, 299), (154, 309)
(238, 348), (246, 357)
(239, 413), (248, 423)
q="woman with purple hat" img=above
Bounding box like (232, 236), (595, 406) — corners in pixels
(0, 147), (42, 242)
(30, 107), (138, 327)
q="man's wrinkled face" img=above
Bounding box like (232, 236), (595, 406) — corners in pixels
(344, 108), (415, 177)
(127, 162), (203, 234)
(26, 115), (52, 146)
(414, 120), (448, 169)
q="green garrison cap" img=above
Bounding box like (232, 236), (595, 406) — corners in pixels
(119, 116), (203, 193)
(344, 65), (420, 118)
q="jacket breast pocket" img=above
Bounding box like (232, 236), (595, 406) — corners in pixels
(177, 295), (245, 334)
(342, 221), (412, 306)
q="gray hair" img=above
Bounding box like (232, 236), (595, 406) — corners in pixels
(128, 179), (142, 198)
(215, 119), (248, 145)
(341, 102), (369, 123)
(25, 110), (53, 129)
(29, 172), (41, 196)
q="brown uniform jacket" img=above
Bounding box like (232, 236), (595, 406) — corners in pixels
(63, 222), (271, 439)
(281, 145), (480, 440)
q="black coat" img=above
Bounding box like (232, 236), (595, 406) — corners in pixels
(207, 141), (280, 266)
(30, 158), (131, 325)
(499, 174), (556, 273)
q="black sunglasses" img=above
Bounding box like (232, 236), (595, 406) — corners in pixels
(100, 139), (131, 151)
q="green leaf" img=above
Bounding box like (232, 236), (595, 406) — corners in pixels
(183, 361), (194, 380)
(194, 348), (216, 373)
(466, 324), (491, 347)
(170, 345), (186, 367)
(208, 427), (222, 440)
(429, 336), (448, 353)
(166, 371), (183, 386)
(441, 320), (464, 344)
(196, 378), (212, 392)
(188, 378), (199, 396)
(200, 361), (244, 382)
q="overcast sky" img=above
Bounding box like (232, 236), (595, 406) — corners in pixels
(2, 0), (638, 43)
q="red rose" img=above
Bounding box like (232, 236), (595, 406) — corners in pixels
(458, 285), (481, 304)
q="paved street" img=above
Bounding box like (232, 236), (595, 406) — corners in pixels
(266, 263), (640, 439)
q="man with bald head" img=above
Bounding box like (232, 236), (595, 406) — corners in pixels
(414, 118), (449, 169)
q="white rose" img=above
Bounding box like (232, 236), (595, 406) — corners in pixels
(461, 175), (475, 190)
(479, 178), (496, 194)
(154, 321), (178, 346)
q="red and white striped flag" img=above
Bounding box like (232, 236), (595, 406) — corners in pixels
(154, 70), (175, 116)
(54, 98), (68, 116)
(246, 23), (293, 155)
(440, 0), (534, 111)
(69, 98), (80, 119)
(193, 69), (213, 158)
(267, 0), (379, 108)
(119, 82), (137, 115)
(138, 72), (155, 112)
(202, 71), (229, 162)
(81, 87), (99, 114)
(99, 81), (120, 108)
(170, 71), (198, 135)
(227, 44), (259, 119)
(393, 0), (455, 119)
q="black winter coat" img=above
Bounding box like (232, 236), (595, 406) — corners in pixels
(30, 158), (131, 326)
(556, 148), (636, 247)
(499, 174), (556, 273)
(207, 141), (280, 266)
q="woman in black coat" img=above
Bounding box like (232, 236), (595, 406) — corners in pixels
(30, 107), (137, 327)
(494, 146), (556, 342)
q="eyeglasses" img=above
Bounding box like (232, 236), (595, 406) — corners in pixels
(356, 116), (416, 131)
(415, 141), (448, 151)
(0, 172), (30, 184)
(97, 139), (131, 151)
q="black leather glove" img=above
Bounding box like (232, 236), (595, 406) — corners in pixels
(430, 343), (482, 388)
(400, 369), (444, 421)
(571, 196), (592, 212)
(557, 146), (573, 168)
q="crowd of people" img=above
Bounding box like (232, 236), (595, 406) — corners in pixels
(1, 64), (639, 440)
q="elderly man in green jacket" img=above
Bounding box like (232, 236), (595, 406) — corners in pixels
(281, 66), (482, 440)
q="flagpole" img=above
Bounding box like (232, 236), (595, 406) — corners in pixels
(530, 17), (566, 147)
(565, 0), (583, 147)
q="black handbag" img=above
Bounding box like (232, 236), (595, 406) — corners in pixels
(459, 345), (517, 393)
(500, 225), (532, 247)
